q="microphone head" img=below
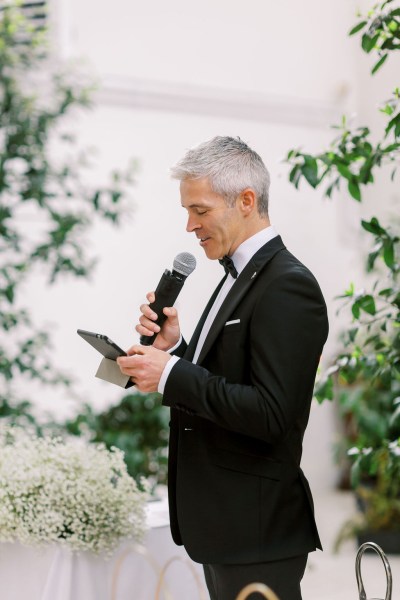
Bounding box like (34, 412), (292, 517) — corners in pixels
(173, 252), (196, 277)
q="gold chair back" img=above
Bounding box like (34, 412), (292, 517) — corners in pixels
(154, 556), (208, 600)
(110, 543), (173, 600)
(236, 582), (280, 600)
(355, 542), (392, 600)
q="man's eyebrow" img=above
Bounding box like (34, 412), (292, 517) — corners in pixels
(181, 203), (210, 209)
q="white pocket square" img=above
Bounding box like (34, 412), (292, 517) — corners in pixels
(225, 319), (241, 326)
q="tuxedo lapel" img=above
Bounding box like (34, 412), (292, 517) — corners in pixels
(184, 275), (227, 362)
(196, 236), (286, 365)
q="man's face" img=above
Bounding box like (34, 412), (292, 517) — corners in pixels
(180, 177), (244, 260)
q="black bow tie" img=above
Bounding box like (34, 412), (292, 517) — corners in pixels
(219, 255), (238, 279)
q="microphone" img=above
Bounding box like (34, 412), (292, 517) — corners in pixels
(140, 252), (197, 346)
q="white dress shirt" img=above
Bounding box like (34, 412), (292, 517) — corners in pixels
(158, 225), (278, 394)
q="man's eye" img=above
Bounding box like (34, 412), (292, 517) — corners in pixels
(196, 210), (208, 215)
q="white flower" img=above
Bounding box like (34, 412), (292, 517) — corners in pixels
(0, 425), (147, 554)
(348, 447), (360, 456)
(389, 439), (400, 456)
(362, 447), (372, 456)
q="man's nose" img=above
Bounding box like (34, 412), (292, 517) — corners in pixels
(186, 215), (200, 233)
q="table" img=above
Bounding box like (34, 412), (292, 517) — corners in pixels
(0, 498), (207, 600)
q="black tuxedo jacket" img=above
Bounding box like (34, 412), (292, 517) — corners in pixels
(162, 236), (329, 565)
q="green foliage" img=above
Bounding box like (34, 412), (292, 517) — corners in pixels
(349, 0), (400, 74)
(0, 2), (136, 407)
(317, 218), (400, 542)
(64, 391), (169, 489)
(314, 217), (399, 408)
(0, 394), (39, 430)
(286, 111), (400, 201)
(0, 3), (168, 492)
(287, 0), (400, 540)
(335, 441), (400, 547)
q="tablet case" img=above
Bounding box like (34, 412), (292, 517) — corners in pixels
(77, 329), (131, 389)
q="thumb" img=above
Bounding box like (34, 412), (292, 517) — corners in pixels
(163, 306), (179, 323)
(126, 344), (146, 356)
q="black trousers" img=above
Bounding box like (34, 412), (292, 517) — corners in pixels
(203, 554), (308, 600)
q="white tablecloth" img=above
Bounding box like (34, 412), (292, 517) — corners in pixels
(0, 498), (206, 600)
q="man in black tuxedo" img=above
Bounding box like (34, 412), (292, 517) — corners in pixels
(117, 136), (329, 600)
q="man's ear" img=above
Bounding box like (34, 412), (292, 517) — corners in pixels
(239, 188), (257, 215)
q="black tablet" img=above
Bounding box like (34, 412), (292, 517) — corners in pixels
(77, 329), (127, 361)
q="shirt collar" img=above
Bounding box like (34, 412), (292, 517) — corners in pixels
(231, 225), (278, 276)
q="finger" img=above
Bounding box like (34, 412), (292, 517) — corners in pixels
(146, 291), (156, 304)
(140, 303), (158, 321)
(163, 306), (179, 323)
(135, 323), (157, 337)
(116, 354), (141, 369)
(139, 314), (161, 332)
(117, 356), (134, 368)
(126, 344), (146, 356)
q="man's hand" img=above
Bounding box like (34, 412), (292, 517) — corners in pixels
(117, 345), (171, 392)
(136, 291), (181, 351)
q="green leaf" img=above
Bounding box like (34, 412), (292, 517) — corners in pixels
(383, 239), (395, 267)
(352, 301), (361, 320)
(111, 191), (122, 204)
(379, 288), (394, 297)
(325, 177), (341, 198)
(4, 285), (15, 303)
(349, 21), (367, 36)
(289, 165), (301, 188)
(382, 143), (400, 153)
(348, 179), (361, 201)
(359, 295), (376, 315)
(350, 457), (362, 488)
(337, 163), (352, 180)
(92, 191), (100, 210)
(314, 374), (334, 404)
(348, 327), (358, 343)
(362, 32), (379, 53)
(372, 53), (389, 74)
(361, 217), (386, 236)
(381, 104), (394, 116)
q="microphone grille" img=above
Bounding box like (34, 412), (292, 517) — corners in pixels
(173, 252), (197, 277)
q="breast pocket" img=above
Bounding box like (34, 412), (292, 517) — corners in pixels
(223, 319), (241, 333)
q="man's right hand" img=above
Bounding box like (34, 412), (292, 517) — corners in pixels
(136, 291), (181, 351)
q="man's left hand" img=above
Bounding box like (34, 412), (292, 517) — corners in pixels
(117, 345), (171, 393)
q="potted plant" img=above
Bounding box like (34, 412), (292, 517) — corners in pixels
(285, 0), (400, 552)
(314, 217), (400, 552)
(336, 440), (400, 553)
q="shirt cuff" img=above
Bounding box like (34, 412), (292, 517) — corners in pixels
(167, 335), (183, 354)
(158, 355), (180, 395)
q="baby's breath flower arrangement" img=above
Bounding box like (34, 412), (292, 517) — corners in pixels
(0, 426), (147, 554)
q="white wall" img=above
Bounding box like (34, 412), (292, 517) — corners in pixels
(19, 0), (397, 490)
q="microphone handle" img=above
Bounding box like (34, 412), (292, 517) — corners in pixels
(140, 270), (185, 346)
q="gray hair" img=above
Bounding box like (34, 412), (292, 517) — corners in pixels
(170, 136), (270, 217)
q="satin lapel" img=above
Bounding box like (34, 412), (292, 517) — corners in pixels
(184, 275), (228, 361)
(196, 236), (286, 365)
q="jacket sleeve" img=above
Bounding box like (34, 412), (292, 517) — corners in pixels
(171, 337), (187, 358)
(162, 270), (328, 443)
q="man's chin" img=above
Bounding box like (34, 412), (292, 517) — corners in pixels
(200, 240), (223, 260)
(202, 248), (220, 260)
